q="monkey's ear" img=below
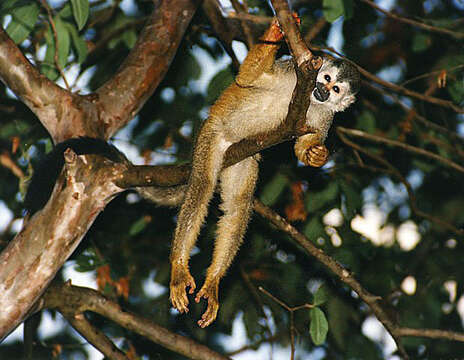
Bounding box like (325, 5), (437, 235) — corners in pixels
(336, 94), (356, 112)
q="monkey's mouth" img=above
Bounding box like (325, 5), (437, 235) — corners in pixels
(313, 82), (330, 102)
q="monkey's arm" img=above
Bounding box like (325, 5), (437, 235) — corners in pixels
(235, 19), (283, 86)
(294, 133), (329, 167)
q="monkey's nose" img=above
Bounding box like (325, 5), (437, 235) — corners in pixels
(314, 82), (330, 102)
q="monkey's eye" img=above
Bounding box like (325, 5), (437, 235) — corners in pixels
(324, 75), (331, 82)
(333, 85), (340, 93)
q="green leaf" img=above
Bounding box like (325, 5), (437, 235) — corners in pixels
(0, 0), (22, 14)
(356, 110), (376, 133)
(5, 2), (39, 44)
(65, 22), (88, 63)
(339, 179), (362, 218)
(259, 173), (288, 206)
(313, 284), (329, 306)
(41, 18), (71, 80)
(122, 29), (137, 49)
(71, 0), (89, 31)
(323, 0), (353, 23)
(309, 307), (329, 345)
(206, 67), (234, 104)
(412, 33), (431, 52)
(54, 17), (71, 68)
(305, 181), (339, 212)
(303, 216), (325, 241)
(129, 217), (148, 236)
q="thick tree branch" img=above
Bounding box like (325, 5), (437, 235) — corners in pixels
(0, 27), (79, 139)
(96, 0), (200, 138)
(0, 153), (128, 340)
(42, 283), (231, 360)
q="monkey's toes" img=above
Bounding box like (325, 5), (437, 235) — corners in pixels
(195, 282), (219, 327)
(170, 268), (196, 313)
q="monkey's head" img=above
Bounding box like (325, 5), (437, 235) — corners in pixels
(311, 57), (361, 113)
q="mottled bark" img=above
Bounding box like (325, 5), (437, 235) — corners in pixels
(0, 152), (128, 340)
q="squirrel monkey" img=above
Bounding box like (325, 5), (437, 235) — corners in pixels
(170, 19), (361, 327)
(24, 19), (360, 330)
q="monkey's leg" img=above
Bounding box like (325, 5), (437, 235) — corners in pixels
(170, 126), (228, 314)
(235, 19), (283, 86)
(195, 156), (259, 327)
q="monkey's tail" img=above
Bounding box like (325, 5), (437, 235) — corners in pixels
(136, 185), (187, 207)
(24, 137), (187, 214)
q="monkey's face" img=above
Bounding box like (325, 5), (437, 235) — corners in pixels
(311, 59), (357, 113)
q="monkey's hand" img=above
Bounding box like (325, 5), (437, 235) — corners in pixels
(170, 264), (196, 314)
(294, 134), (329, 167)
(195, 278), (219, 328)
(304, 145), (329, 167)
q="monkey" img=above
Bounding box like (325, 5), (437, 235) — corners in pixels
(169, 19), (361, 328)
(23, 20), (360, 329)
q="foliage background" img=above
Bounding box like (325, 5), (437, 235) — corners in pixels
(0, 0), (463, 359)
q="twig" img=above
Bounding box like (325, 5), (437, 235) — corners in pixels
(61, 312), (128, 360)
(337, 127), (464, 173)
(304, 17), (327, 43)
(0, 151), (24, 178)
(400, 64), (464, 87)
(364, 82), (464, 144)
(336, 128), (464, 236)
(361, 0), (464, 40)
(40, 0), (71, 90)
(252, 200), (410, 359)
(258, 287), (314, 360)
(396, 328), (464, 342)
(226, 334), (281, 356)
(230, 0), (255, 47)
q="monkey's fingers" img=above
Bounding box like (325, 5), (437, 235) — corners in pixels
(306, 145), (329, 167)
(195, 281), (219, 328)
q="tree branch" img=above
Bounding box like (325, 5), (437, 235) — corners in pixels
(336, 128), (464, 236)
(361, 0), (464, 40)
(61, 312), (129, 360)
(96, 0), (200, 138)
(0, 153), (128, 340)
(396, 327), (464, 342)
(337, 127), (464, 173)
(0, 27), (77, 138)
(42, 282), (231, 360)
(252, 199), (410, 359)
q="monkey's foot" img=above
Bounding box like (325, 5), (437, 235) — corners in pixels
(195, 280), (219, 328)
(261, 18), (284, 43)
(304, 144), (329, 167)
(170, 265), (196, 314)
(261, 14), (301, 43)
